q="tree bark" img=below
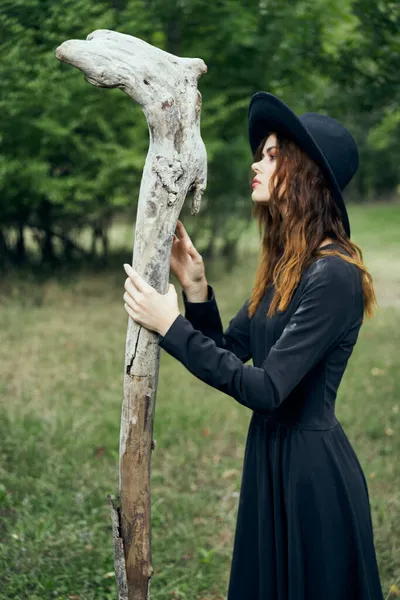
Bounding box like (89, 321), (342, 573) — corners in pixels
(55, 30), (207, 600)
(0, 227), (10, 268)
(16, 223), (26, 264)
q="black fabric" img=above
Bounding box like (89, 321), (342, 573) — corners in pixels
(158, 244), (384, 600)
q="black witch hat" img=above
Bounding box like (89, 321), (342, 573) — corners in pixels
(248, 92), (359, 238)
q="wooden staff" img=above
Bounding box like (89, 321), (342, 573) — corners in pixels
(55, 29), (208, 600)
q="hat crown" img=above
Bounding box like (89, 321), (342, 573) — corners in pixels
(298, 113), (359, 190)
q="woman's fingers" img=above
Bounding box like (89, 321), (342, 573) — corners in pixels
(176, 221), (195, 252)
(176, 220), (189, 240)
(174, 221), (202, 260)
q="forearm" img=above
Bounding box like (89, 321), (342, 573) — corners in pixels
(158, 314), (276, 412)
(181, 281), (252, 363)
(182, 279), (208, 302)
(181, 281), (227, 348)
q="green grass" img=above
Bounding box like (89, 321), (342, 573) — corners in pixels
(0, 201), (400, 599)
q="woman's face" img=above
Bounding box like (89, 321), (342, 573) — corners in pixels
(251, 134), (279, 204)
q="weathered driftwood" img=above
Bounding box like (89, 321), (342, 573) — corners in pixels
(56, 29), (207, 600)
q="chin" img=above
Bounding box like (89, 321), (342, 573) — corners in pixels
(252, 193), (270, 204)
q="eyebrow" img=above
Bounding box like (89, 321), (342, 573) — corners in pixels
(262, 145), (278, 155)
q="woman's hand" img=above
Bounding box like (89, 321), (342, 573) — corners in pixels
(123, 263), (181, 336)
(170, 220), (206, 289)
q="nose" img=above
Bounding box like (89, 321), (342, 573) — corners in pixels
(251, 161), (261, 173)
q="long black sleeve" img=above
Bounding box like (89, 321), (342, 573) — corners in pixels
(182, 284), (251, 363)
(158, 258), (356, 414)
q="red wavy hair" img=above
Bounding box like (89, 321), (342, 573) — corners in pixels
(247, 132), (377, 322)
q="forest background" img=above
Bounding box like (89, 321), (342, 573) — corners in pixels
(1, 0), (399, 266)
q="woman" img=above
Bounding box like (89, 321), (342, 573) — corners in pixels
(122, 92), (384, 599)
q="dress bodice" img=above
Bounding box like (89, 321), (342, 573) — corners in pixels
(249, 244), (364, 428)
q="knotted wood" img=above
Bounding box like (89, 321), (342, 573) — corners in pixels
(56, 29), (207, 600)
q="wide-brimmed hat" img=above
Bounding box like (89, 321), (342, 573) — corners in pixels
(248, 91), (359, 238)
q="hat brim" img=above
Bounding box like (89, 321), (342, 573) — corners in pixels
(248, 92), (351, 238)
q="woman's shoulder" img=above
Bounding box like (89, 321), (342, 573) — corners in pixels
(301, 247), (359, 295)
(306, 245), (353, 273)
(310, 250), (352, 271)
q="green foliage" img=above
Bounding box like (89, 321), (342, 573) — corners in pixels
(321, 0), (400, 197)
(0, 0), (399, 265)
(0, 0), (150, 232)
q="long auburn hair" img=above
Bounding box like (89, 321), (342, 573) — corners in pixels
(248, 132), (377, 322)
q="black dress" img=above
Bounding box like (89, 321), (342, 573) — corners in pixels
(158, 243), (384, 600)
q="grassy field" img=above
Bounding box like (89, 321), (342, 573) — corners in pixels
(0, 201), (399, 599)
